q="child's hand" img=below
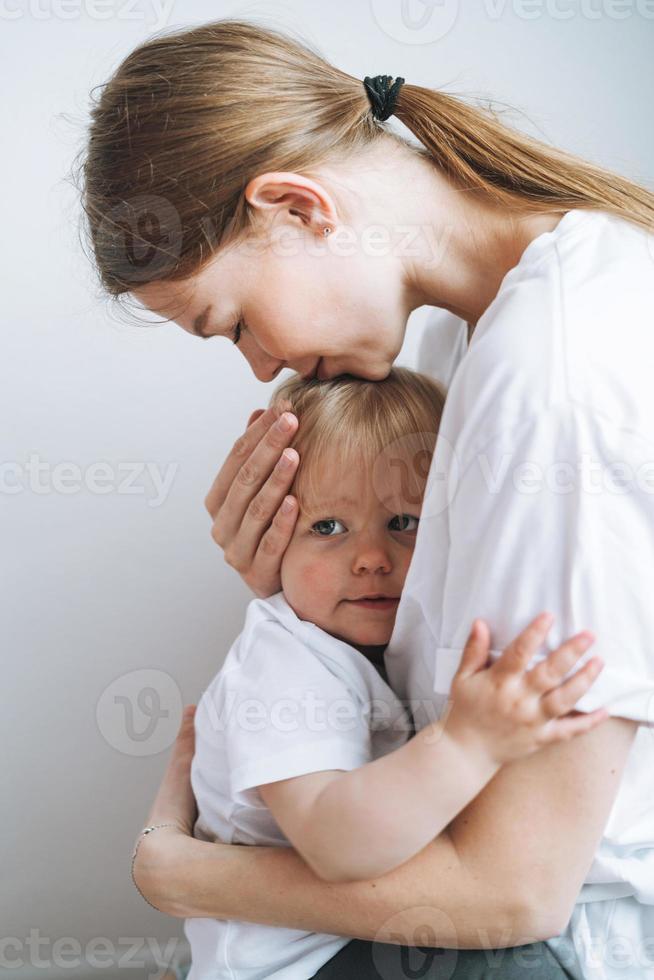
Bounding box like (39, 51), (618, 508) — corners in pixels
(443, 613), (610, 764)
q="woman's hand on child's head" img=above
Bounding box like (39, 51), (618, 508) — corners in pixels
(204, 402), (300, 598)
(443, 614), (610, 765)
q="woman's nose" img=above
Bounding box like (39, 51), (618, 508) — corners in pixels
(244, 348), (285, 382)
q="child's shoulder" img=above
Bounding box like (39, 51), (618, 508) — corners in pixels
(206, 592), (316, 692)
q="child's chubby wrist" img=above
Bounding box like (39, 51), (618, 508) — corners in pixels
(421, 706), (502, 780)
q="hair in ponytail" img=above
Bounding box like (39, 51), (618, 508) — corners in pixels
(75, 18), (654, 302)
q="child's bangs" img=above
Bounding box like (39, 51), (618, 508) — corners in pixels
(268, 365), (447, 514)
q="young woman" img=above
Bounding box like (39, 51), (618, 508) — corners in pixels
(78, 19), (654, 979)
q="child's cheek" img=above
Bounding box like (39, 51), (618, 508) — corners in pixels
(300, 560), (339, 601)
(281, 547), (340, 617)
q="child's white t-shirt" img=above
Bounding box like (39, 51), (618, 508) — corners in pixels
(184, 590), (412, 980)
(387, 209), (654, 979)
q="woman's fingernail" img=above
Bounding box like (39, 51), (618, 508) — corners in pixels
(538, 612), (554, 628)
(281, 496), (295, 514)
(277, 413), (294, 433)
(278, 450), (295, 469)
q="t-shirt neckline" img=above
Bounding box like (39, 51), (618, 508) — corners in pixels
(470, 208), (592, 342)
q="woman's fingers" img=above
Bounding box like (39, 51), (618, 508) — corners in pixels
(206, 407), (298, 559)
(247, 492), (300, 597)
(246, 408), (266, 428)
(204, 401), (294, 522)
(492, 612), (554, 677)
(220, 445), (300, 577)
(539, 656), (606, 720)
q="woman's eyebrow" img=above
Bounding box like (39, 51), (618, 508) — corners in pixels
(191, 305), (213, 338)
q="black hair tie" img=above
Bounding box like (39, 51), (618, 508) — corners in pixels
(363, 74), (405, 121)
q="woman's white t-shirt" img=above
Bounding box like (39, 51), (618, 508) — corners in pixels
(386, 208), (654, 979)
(184, 591), (411, 980)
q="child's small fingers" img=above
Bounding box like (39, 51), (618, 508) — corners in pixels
(453, 619), (491, 682)
(493, 612), (554, 677)
(526, 631), (595, 693)
(539, 657), (605, 718)
(540, 707), (610, 744)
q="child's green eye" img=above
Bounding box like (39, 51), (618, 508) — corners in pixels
(389, 514), (419, 532)
(311, 519), (346, 537)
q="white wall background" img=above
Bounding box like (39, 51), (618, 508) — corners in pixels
(3, 1), (653, 977)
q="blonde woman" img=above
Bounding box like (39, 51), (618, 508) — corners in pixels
(78, 20), (654, 980)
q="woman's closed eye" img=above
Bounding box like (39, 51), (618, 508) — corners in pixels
(230, 318), (243, 345)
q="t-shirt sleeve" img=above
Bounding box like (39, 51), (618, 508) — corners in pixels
(433, 405), (654, 726)
(214, 621), (371, 801)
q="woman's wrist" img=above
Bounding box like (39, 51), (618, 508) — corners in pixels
(132, 824), (194, 917)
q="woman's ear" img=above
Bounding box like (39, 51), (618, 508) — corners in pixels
(244, 171), (338, 235)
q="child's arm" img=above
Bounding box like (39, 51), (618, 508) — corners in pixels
(259, 613), (608, 883)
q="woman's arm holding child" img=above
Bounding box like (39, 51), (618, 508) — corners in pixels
(258, 614), (608, 883)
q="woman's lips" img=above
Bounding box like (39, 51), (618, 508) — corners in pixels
(346, 597), (400, 611)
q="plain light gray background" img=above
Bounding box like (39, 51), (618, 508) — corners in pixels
(3, 1), (653, 977)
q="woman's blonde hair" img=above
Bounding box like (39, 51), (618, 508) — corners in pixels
(75, 18), (654, 303)
(268, 366), (446, 512)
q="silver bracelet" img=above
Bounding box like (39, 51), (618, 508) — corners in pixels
(130, 823), (178, 911)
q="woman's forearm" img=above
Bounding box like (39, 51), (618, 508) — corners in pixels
(157, 830), (538, 949)
(303, 720), (500, 883)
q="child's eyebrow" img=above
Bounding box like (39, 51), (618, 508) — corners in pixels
(304, 493), (416, 514)
(304, 495), (359, 514)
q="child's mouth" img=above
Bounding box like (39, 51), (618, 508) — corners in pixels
(347, 596), (400, 611)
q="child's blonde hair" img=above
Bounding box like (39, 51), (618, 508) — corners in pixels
(269, 367), (446, 512)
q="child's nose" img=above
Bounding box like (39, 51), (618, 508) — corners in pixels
(351, 534), (393, 575)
